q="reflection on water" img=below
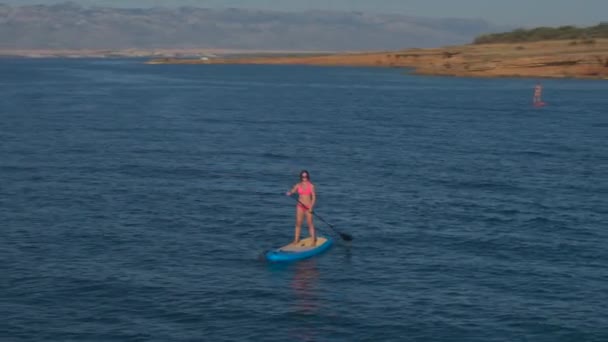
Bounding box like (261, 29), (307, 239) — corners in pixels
(264, 258), (322, 341)
(291, 259), (320, 316)
(273, 259), (320, 342)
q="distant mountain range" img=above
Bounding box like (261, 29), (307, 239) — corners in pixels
(0, 2), (508, 51)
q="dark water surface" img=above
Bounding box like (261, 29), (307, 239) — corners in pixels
(1, 59), (607, 342)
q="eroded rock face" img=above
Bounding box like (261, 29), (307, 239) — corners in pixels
(149, 39), (608, 79)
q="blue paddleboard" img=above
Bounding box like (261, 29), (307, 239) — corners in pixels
(265, 237), (333, 262)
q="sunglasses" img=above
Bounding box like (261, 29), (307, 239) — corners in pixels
(300, 174), (309, 178)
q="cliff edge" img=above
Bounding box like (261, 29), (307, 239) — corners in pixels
(147, 39), (608, 79)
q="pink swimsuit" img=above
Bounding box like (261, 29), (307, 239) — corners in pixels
(297, 183), (312, 210)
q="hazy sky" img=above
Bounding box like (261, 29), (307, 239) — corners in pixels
(3, 0), (607, 26)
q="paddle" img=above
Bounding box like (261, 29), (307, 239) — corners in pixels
(287, 195), (353, 241)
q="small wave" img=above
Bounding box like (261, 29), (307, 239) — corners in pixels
(512, 150), (555, 158)
(261, 152), (289, 160)
(523, 216), (557, 225)
(521, 216), (567, 231)
(0, 165), (39, 173)
(452, 180), (523, 192)
(116, 163), (210, 180)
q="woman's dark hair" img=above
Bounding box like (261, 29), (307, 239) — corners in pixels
(300, 170), (310, 180)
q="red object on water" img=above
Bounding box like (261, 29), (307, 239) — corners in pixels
(534, 102), (546, 107)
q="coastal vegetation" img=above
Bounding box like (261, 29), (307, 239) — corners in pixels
(473, 23), (608, 44)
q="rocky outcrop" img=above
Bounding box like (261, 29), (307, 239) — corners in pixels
(147, 39), (608, 79)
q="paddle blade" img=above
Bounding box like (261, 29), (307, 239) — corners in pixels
(339, 232), (353, 241)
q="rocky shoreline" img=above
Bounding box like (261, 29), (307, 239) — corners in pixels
(146, 39), (608, 79)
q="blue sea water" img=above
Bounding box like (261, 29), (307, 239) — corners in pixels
(1, 58), (607, 342)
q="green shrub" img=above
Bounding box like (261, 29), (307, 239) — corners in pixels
(473, 23), (608, 44)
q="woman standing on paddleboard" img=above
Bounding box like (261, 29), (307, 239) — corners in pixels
(286, 170), (317, 246)
(533, 82), (543, 105)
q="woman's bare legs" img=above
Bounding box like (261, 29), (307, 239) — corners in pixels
(293, 207), (304, 244)
(306, 211), (316, 246)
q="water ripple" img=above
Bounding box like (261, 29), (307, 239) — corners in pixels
(1, 60), (607, 342)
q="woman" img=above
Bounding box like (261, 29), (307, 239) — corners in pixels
(286, 170), (316, 246)
(533, 82), (543, 104)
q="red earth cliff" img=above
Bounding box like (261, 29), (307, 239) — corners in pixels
(147, 39), (608, 79)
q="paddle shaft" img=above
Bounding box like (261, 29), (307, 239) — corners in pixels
(295, 198), (333, 227)
(290, 196), (353, 241)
